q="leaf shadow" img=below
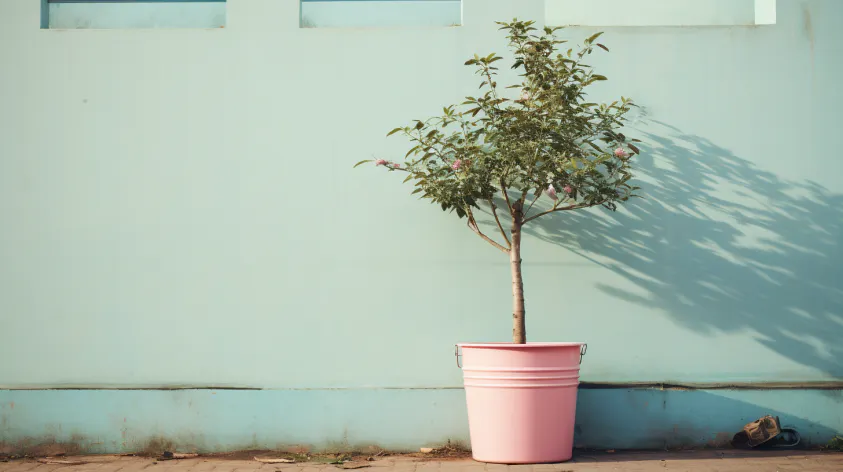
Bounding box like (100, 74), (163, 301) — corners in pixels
(520, 121), (843, 378)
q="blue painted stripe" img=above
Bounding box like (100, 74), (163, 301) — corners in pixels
(1, 389), (840, 452)
(49, 1), (225, 4)
(46, 0), (467, 3)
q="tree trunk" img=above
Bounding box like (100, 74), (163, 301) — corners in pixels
(511, 201), (526, 344)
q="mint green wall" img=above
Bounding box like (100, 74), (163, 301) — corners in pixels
(0, 0), (841, 450)
(1, 0), (841, 386)
(301, 1), (462, 28)
(546, 0), (758, 26)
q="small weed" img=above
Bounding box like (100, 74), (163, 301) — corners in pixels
(281, 452), (311, 462)
(412, 439), (470, 459)
(824, 436), (843, 452)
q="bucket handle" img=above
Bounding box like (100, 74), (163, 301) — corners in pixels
(580, 343), (588, 364)
(455, 344), (462, 368)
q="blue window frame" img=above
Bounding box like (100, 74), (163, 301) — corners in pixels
(44, 0), (227, 29)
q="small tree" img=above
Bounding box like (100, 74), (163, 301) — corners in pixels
(356, 20), (640, 344)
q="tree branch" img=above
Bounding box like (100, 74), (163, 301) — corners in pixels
(521, 199), (610, 224)
(500, 177), (513, 214)
(524, 190), (542, 217)
(488, 199), (511, 247)
(483, 67), (500, 101)
(466, 208), (510, 254)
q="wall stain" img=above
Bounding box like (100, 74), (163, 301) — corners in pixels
(0, 436), (83, 457)
(0, 434), (462, 457)
(803, 2), (815, 77)
(819, 388), (842, 403)
(707, 432), (733, 448)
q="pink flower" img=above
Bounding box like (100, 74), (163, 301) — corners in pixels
(614, 147), (629, 158)
(521, 90), (531, 101)
(563, 185), (573, 194)
(391, 163), (401, 169)
(451, 159), (462, 171)
(375, 159), (388, 166)
(546, 184), (558, 201)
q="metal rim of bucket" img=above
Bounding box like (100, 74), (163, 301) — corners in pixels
(455, 343), (587, 368)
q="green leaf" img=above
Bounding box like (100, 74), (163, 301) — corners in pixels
(628, 143), (640, 154)
(359, 22), (639, 227)
(585, 32), (604, 44)
(386, 127), (403, 137)
(353, 160), (372, 168)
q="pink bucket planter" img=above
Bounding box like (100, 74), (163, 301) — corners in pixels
(455, 342), (587, 464)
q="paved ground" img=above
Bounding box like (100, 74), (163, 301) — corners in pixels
(1, 452), (842, 472)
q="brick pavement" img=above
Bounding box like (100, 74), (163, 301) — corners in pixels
(1, 452), (841, 472)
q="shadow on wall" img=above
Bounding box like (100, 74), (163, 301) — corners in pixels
(575, 388), (842, 449)
(523, 119), (843, 379)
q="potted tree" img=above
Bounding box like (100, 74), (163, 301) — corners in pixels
(356, 20), (640, 464)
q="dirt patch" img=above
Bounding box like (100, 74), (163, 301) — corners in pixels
(137, 437), (180, 457)
(406, 441), (471, 461)
(191, 449), (273, 461)
(0, 441), (468, 464)
(0, 437), (84, 458)
(199, 446), (468, 464)
(202, 450), (384, 464)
